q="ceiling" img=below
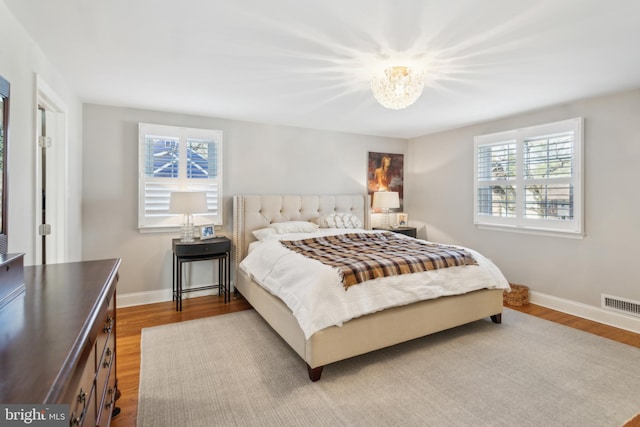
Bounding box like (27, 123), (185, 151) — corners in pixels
(5, 0), (640, 139)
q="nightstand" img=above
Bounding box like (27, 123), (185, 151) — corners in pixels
(373, 226), (417, 238)
(172, 236), (231, 311)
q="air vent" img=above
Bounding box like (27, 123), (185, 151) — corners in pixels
(601, 294), (640, 318)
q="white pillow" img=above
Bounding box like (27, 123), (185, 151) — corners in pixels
(252, 227), (277, 241)
(269, 221), (319, 234)
(310, 216), (327, 227)
(316, 212), (362, 229)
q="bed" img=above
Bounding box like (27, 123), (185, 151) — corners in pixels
(233, 194), (508, 381)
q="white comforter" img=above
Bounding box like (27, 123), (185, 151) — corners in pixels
(239, 229), (510, 339)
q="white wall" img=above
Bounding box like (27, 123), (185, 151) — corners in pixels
(0, 1), (83, 264)
(82, 104), (406, 303)
(407, 89), (640, 322)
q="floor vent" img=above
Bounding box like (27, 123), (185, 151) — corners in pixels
(601, 294), (640, 318)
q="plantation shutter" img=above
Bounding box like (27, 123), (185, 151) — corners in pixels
(473, 118), (583, 237)
(138, 123), (223, 230)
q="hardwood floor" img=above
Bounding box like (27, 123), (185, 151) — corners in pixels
(111, 295), (640, 427)
(508, 303), (640, 348)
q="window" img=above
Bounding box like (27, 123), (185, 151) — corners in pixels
(138, 123), (223, 230)
(474, 118), (583, 237)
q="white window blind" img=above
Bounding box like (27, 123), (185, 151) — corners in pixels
(473, 118), (583, 237)
(138, 123), (223, 230)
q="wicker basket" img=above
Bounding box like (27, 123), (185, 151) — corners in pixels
(503, 284), (529, 306)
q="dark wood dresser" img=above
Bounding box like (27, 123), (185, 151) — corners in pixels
(0, 258), (121, 426)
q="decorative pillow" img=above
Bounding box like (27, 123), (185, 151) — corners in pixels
(310, 216), (328, 227)
(252, 227), (277, 241)
(269, 221), (319, 234)
(317, 212), (362, 229)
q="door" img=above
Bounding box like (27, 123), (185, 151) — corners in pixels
(35, 79), (68, 265)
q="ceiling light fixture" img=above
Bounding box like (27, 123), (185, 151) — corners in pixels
(371, 66), (425, 110)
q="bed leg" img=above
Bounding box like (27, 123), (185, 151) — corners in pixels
(490, 313), (502, 324)
(307, 365), (324, 382)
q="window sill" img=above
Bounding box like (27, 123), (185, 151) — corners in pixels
(476, 224), (585, 239)
(138, 225), (181, 234)
(138, 224), (223, 234)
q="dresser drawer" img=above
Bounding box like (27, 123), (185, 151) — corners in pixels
(95, 347), (115, 425)
(95, 334), (114, 410)
(0, 253), (24, 310)
(173, 238), (230, 257)
(64, 343), (97, 427)
(95, 290), (116, 426)
(95, 297), (115, 362)
(96, 363), (117, 427)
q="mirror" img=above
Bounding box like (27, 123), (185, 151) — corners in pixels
(0, 74), (9, 253)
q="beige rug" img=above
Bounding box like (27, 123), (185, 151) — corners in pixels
(138, 308), (640, 426)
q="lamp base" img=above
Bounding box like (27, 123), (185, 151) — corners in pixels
(380, 209), (391, 229)
(180, 225), (196, 242)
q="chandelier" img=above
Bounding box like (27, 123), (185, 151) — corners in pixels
(371, 66), (425, 110)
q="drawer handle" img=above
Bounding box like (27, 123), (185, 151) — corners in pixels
(103, 315), (113, 333)
(105, 387), (115, 409)
(103, 347), (113, 368)
(71, 388), (88, 425)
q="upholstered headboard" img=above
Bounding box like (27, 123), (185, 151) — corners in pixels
(233, 194), (368, 266)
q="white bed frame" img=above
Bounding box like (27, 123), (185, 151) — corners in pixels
(233, 194), (504, 381)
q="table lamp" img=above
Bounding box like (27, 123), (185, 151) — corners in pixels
(169, 191), (208, 242)
(372, 191), (400, 229)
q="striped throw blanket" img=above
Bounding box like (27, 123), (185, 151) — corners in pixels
(280, 232), (478, 289)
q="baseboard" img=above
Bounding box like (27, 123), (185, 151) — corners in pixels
(530, 290), (640, 334)
(117, 287), (220, 308)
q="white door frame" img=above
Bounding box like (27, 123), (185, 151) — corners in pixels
(35, 75), (68, 265)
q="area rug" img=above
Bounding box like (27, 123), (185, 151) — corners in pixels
(138, 308), (640, 426)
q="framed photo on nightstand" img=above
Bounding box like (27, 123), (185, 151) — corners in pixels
(200, 224), (216, 240)
(397, 213), (408, 226)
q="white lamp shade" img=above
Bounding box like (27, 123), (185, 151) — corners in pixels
(168, 191), (208, 214)
(372, 191), (400, 210)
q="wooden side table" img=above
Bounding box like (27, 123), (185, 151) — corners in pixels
(172, 236), (231, 311)
(373, 226), (417, 238)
